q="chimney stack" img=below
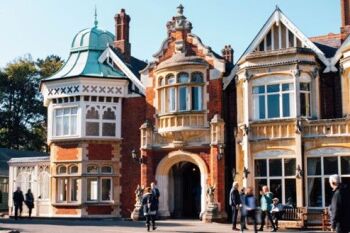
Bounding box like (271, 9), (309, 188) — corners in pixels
(221, 45), (234, 64)
(114, 9), (131, 62)
(341, 0), (350, 42)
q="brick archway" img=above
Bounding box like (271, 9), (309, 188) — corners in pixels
(155, 150), (209, 218)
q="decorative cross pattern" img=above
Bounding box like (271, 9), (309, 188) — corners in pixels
(82, 85), (89, 92)
(48, 89), (53, 95)
(99, 86), (106, 93)
(107, 87), (114, 94)
(60, 87), (66, 94)
(115, 87), (122, 94)
(91, 86), (98, 93)
(73, 85), (79, 93)
(54, 88), (60, 94)
(67, 86), (73, 93)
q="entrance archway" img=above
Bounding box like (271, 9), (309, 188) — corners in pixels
(155, 150), (208, 219)
(169, 161), (201, 218)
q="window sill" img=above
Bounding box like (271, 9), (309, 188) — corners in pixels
(157, 110), (206, 117)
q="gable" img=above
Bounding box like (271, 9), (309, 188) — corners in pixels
(224, 7), (332, 89)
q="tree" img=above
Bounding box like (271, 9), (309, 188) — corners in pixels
(0, 55), (63, 151)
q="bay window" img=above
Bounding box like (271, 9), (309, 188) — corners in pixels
(158, 72), (204, 114)
(85, 106), (117, 137)
(86, 165), (113, 202)
(54, 107), (78, 136)
(253, 83), (295, 120)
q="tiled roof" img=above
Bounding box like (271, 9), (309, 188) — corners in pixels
(309, 33), (342, 49)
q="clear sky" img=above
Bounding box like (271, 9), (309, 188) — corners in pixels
(0, 0), (340, 68)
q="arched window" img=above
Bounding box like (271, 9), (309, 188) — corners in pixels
(101, 166), (113, 174)
(86, 106), (100, 136)
(191, 72), (204, 111)
(102, 107), (116, 136)
(38, 171), (50, 200)
(178, 72), (189, 83)
(166, 74), (176, 85)
(191, 72), (204, 83)
(69, 165), (78, 174)
(158, 76), (164, 87)
(87, 165), (98, 174)
(57, 166), (67, 174)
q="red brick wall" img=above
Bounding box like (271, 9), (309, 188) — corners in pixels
(55, 206), (78, 215)
(87, 144), (113, 160)
(120, 96), (146, 217)
(207, 79), (223, 120)
(55, 144), (79, 161)
(87, 206), (113, 215)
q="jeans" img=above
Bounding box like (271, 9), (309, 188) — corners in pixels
(245, 210), (257, 233)
(14, 205), (22, 220)
(232, 206), (238, 228)
(145, 214), (156, 230)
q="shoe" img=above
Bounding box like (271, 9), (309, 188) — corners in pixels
(153, 226), (157, 230)
(258, 228), (264, 231)
(233, 228), (240, 231)
(243, 227), (248, 230)
(147, 225), (150, 232)
(271, 229), (276, 232)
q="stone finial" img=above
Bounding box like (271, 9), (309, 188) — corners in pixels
(94, 6), (98, 27)
(177, 4), (184, 16)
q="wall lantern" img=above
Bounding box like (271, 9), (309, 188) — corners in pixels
(243, 167), (250, 179)
(217, 144), (225, 160)
(296, 165), (303, 178)
(131, 149), (145, 165)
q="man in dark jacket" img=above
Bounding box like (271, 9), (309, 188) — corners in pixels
(151, 182), (160, 212)
(229, 181), (241, 230)
(329, 174), (350, 233)
(142, 187), (158, 232)
(13, 187), (24, 220)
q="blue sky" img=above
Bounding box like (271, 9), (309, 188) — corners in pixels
(0, 0), (339, 68)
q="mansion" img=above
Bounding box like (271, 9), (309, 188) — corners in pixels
(7, 1), (350, 222)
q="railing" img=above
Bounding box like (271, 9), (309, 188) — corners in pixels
(157, 112), (208, 134)
(303, 118), (350, 137)
(249, 120), (296, 140)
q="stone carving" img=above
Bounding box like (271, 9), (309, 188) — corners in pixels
(206, 185), (216, 204)
(135, 184), (144, 205)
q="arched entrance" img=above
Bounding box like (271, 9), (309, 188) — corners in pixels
(169, 161), (201, 218)
(155, 150), (208, 219)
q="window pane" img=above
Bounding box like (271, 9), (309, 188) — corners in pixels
(282, 93), (290, 117)
(285, 179), (296, 207)
(58, 178), (67, 202)
(300, 83), (310, 91)
(282, 83), (293, 91)
(269, 159), (282, 176)
(56, 109), (64, 116)
(192, 87), (202, 110)
(341, 157), (350, 174)
(267, 84), (279, 93)
(70, 115), (77, 135)
(300, 93), (311, 117)
(70, 178), (78, 202)
(58, 166), (67, 174)
(70, 166), (78, 174)
(270, 179), (282, 202)
(179, 87), (188, 111)
(63, 115), (70, 135)
(86, 122), (99, 136)
(101, 166), (112, 173)
(178, 73), (189, 83)
(87, 179), (98, 201)
(253, 95), (265, 119)
(102, 123), (116, 136)
(86, 107), (99, 119)
(307, 158), (321, 175)
(71, 107), (78, 114)
(284, 158), (296, 176)
(267, 94), (279, 118)
(87, 166), (98, 174)
(324, 178), (333, 206)
(167, 75), (175, 84)
(266, 31), (272, 50)
(308, 178), (322, 207)
(191, 72), (203, 83)
(56, 117), (62, 136)
(288, 30), (294, 47)
(252, 86), (265, 94)
(102, 179), (112, 201)
(324, 157), (338, 175)
(168, 87), (176, 111)
(255, 160), (267, 177)
(103, 108), (115, 120)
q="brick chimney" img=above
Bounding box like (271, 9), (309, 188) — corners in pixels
(341, 0), (350, 42)
(114, 9), (131, 62)
(221, 45), (234, 64)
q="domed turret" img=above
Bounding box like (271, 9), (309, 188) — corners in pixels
(70, 27), (114, 52)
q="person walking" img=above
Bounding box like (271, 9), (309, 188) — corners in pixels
(13, 187), (24, 220)
(259, 186), (276, 232)
(142, 187), (157, 231)
(25, 189), (34, 218)
(229, 181), (241, 230)
(242, 187), (257, 233)
(240, 187), (248, 231)
(329, 174), (350, 233)
(150, 182), (160, 214)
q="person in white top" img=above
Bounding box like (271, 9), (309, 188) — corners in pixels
(270, 198), (284, 229)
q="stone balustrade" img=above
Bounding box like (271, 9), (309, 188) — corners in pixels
(157, 112), (208, 134)
(303, 118), (350, 137)
(248, 119), (296, 140)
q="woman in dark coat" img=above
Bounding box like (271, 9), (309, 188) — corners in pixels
(142, 187), (157, 231)
(25, 189), (34, 218)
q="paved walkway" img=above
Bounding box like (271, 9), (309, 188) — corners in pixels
(0, 218), (328, 233)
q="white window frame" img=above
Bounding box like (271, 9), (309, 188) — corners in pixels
(100, 177), (113, 202)
(252, 82), (295, 120)
(53, 106), (78, 137)
(86, 178), (98, 202)
(69, 178), (79, 202)
(57, 178), (68, 203)
(254, 157), (296, 204)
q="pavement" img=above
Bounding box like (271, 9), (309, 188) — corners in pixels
(0, 218), (329, 233)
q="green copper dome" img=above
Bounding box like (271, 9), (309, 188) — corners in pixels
(70, 27), (114, 52)
(43, 25), (124, 81)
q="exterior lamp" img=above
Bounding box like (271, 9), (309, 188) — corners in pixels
(131, 149), (144, 165)
(296, 165), (303, 178)
(217, 144), (225, 160)
(243, 167), (250, 179)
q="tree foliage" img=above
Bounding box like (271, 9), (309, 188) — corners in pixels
(0, 55), (63, 151)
